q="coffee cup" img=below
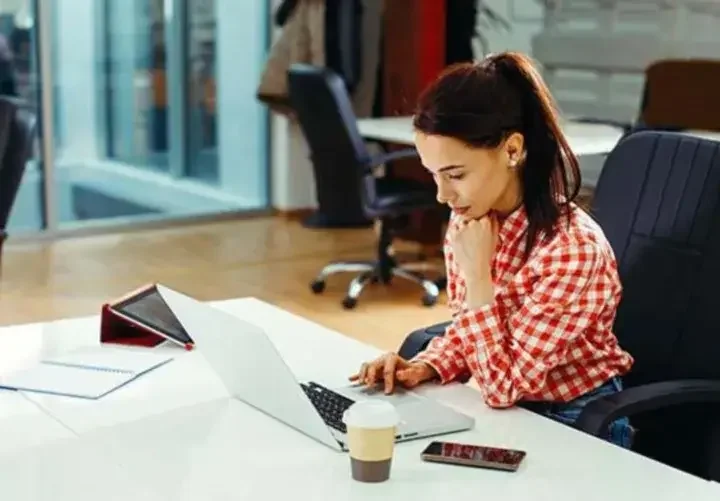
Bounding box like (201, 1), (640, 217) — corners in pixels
(342, 400), (400, 483)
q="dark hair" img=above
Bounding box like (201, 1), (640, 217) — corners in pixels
(413, 51), (581, 260)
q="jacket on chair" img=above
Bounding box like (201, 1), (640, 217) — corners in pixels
(257, 0), (363, 117)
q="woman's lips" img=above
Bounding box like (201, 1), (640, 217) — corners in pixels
(452, 206), (470, 215)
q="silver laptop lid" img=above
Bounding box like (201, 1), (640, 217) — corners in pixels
(157, 286), (342, 451)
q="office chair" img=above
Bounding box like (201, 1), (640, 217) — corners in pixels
(571, 59), (720, 138)
(635, 59), (720, 133)
(398, 131), (720, 481)
(287, 63), (446, 309)
(0, 96), (35, 275)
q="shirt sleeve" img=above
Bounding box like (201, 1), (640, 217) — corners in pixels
(443, 212), (465, 318)
(415, 240), (614, 408)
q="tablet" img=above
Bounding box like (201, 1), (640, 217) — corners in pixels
(110, 285), (192, 346)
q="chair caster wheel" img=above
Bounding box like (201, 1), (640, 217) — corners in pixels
(310, 280), (326, 294)
(342, 297), (358, 309)
(421, 293), (438, 307)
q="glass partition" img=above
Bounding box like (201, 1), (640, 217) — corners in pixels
(2, 0), (43, 233)
(5, 0), (269, 235)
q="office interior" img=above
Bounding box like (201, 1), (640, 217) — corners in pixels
(1, 0), (720, 496)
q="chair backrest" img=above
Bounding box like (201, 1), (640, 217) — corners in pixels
(639, 59), (720, 132)
(287, 64), (373, 221)
(590, 131), (720, 388)
(0, 96), (35, 231)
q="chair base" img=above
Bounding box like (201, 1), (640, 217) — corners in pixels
(310, 259), (443, 309)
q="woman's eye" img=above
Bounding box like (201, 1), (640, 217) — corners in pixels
(448, 173), (465, 181)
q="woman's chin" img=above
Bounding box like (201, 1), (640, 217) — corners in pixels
(459, 209), (488, 221)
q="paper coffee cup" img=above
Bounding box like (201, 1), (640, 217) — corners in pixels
(342, 400), (400, 483)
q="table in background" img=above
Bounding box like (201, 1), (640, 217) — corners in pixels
(357, 116), (623, 191)
(357, 117), (720, 188)
(357, 116), (626, 156)
(1, 298), (719, 500)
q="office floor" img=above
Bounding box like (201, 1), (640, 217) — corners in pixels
(0, 215), (449, 352)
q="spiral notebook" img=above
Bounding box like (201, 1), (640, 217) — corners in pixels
(0, 346), (173, 399)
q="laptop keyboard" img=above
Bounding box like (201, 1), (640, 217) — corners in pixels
(300, 382), (355, 433)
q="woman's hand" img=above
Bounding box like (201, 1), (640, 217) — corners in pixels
(349, 353), (437, 394)
(449, 215), (498, 308)
(449, 215), (498, 282)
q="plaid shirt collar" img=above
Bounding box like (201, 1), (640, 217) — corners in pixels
(495, 206), (528, 247)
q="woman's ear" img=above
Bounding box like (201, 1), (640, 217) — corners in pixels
(503, 132), (525, 167)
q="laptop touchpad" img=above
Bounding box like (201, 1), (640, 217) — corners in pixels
(339, 384), (422, 405)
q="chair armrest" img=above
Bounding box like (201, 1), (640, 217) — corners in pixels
(575, 379), (720, 436)
(366, 148), (418, 168)
(397, 320), (451, 360)
(363, 148), (419, 178)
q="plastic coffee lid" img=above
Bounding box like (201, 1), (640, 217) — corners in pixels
(342, 400), (400, 429)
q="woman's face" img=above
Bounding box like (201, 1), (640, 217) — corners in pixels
(414, 132), (524, 220)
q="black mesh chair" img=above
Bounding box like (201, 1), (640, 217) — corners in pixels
(399, 131), (720, 480)
(287, 64), (446, 309)
(0, 96), (36, 275)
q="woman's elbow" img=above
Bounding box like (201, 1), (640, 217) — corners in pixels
(483, 393), (517, 409)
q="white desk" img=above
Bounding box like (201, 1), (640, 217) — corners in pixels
(681, 130), (720, 142)
(0, 322), (86, 458)
(357, 116), (625, 157)
(0, 392), (76, 459)
(2, 298), (719, 500)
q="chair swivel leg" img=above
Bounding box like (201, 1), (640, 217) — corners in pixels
(308, 220), (445, 309)
(390, 267), (441, 306)
(342, 271), (376, 309)
(309, 261), (376, 293)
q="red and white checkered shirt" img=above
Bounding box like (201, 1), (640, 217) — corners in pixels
(413, 204), (634, 408)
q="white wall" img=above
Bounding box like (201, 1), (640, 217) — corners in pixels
(216, 0), (268, 205)
(477, 0), (544, 56)
(532, 0), (720, 122)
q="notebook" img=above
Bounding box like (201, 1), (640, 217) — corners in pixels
(0, 346), (174, 399)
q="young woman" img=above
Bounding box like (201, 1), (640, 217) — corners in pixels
(349, 51), (635, 447)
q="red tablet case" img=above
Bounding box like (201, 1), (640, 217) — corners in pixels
(100, 284), (194, 350)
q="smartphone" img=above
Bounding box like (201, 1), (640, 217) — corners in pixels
(420, 441), (526, 472)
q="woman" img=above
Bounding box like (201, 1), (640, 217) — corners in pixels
(350, 51), (635, 447)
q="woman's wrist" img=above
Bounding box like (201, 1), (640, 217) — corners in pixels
(464, 275), (495, 309)
(411, 360), (438, 379)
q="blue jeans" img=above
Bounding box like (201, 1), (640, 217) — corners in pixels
(520, 377), (635, 449)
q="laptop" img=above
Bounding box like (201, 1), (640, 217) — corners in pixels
(156, 286), (475, 452)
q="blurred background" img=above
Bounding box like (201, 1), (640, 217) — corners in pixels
(1, 0), (267, 233)
(2, 0), (720, 337)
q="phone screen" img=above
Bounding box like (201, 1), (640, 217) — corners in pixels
(421, 441), (526, 471)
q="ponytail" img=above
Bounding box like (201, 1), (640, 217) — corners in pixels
(413, 51), (581, 261)
(490, 52), (581, 258)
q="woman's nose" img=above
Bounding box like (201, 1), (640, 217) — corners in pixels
(436, 180), (453, 205)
